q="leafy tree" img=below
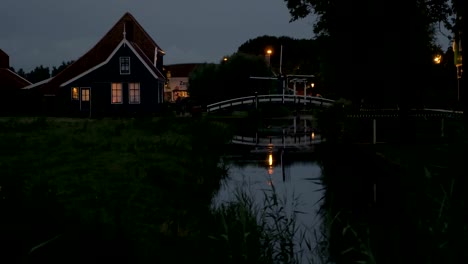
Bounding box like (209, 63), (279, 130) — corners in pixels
(284, 0), (468, 117)
(188, 53), (272, 105)
(52, 60), (74, 77)
(237, 35), (320, 76)
(17, 68), (27, 79)
(283, 0), (445, 108)
(26, 65), (50, 83)
(188, 63), (220, 106)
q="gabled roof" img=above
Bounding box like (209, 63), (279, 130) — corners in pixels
(22, 77), (52, 90)
(60, 39), (165, 87)
(0, 49), (31, 90)
(0, 68), (32, 91)
(129, 41), (165, 79)
(0, 49), (9, 68)
(38, 12), (165, 94)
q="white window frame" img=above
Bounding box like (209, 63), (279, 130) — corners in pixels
(80, 87), (90, 102)
(111, 83), (123, 104)
(120, 57), (130, 75)
(128, 82), (141, 104)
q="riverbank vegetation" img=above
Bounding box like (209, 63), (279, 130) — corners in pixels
(0, 116), (236, 263)
(316, 103), (468, 263)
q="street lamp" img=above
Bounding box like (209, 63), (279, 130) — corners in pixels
(433, 54), (442, 64)
(266, 49), (272, 65)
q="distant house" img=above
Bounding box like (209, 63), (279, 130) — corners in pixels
(163, 63), (201, 102)
(23, 12), (166, 116)
(0, 49), (32, 114)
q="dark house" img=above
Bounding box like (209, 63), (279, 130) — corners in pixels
(24, 12), (166, 116)
(0, 49), (32, 114)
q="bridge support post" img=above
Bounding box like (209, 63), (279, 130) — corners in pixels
(374, 183), (377, 204)
(441, 118), (444, 138)
(304, 119), (307, 143)
(255, 92), (258, 109)
(293, 116), (296, 134)
(281, 149), (286, 182)
(282, 129), (285, 146)
(373, 119), (377, 144)
(282, 82), (285, 104)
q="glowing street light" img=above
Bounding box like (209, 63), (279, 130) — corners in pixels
(266, 49), (272, 65)
(433, 54), (442, 64)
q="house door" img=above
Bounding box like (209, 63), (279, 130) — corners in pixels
(80, 87), (91, 112)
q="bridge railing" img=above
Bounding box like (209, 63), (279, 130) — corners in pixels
(232, 134), (323, 147)
(206, 94), (336, 112)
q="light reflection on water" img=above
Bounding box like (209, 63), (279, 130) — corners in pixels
(213, 154), (325, 262)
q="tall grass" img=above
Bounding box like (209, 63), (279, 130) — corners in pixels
(210, 175), (326, 264)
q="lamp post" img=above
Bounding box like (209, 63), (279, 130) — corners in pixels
(303, 79), (307, 105)
(453, 30), (462, 102)
(266, 49), (272, 66)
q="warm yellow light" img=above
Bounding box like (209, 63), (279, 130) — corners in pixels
(434, 54), (442, 64)
(268, 154), (273, 166)
(311, 83), (315, 88)
(311, 132), (315, 140)
(268, 167), (274, 175)
(72, 87), (78, 99)
(223, 57), (228, 61)
(266, 49), (272, 55)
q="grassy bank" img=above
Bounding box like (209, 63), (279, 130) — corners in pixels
(0, 117), (233, 263)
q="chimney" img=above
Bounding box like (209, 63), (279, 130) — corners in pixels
(0, 49), (9, 68)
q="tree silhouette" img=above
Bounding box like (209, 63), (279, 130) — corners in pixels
(17, 68), (27, 79)
(188, 53), (272, 105)
(283, 0), (447, 108)
(52, 60), (74, 77)
(284, 0), (467, 116)
(237, 35), (320, 76)
(25, 65), (50, 83)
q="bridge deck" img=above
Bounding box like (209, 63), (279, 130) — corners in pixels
(206, 94), (335, 112)
(232, 134), (323, 147)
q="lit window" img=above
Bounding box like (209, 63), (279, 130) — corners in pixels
(81, 88), (90, 102)
(120, 57), (130, 74)
(111, 83), (123, 104)
(129, 83), (140, 104)
(72, 87), (79, 100)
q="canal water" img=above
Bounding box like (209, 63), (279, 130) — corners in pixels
(213, 147), (325, 262)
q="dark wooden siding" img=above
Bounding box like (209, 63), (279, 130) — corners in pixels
(62, 44), (164, 116)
